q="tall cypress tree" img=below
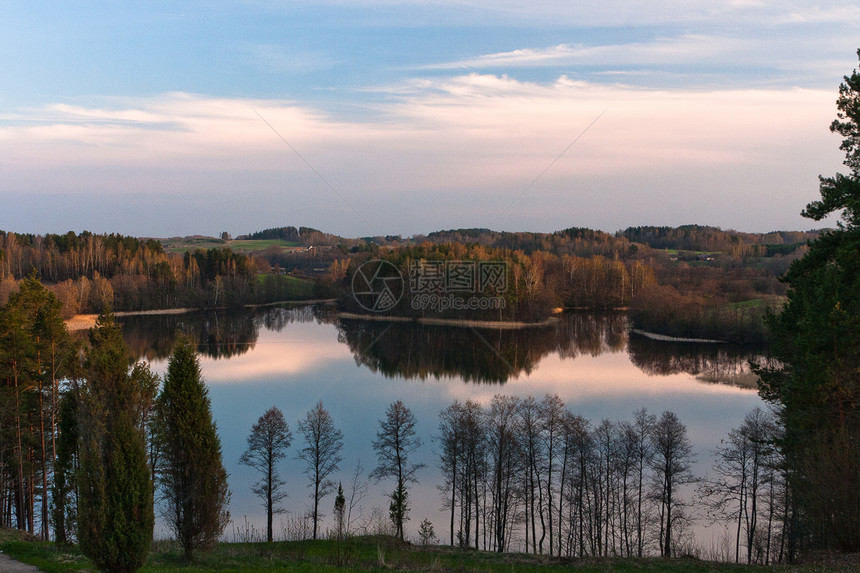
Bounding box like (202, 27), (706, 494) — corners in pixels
(154, 336), (230, 560)
(77, 308), (154, 573)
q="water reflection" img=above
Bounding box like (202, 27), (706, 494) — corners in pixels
(627, 332), (762, 389)
(119, 307), (762, 388)
(120, 305), (321, 361)
(336, 313), (627, 383)
(115, 305), (765, 546)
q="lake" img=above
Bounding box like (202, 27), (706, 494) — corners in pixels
(118, 304), (765, 551)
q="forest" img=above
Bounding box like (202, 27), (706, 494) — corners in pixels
(0, 222), (820, 343)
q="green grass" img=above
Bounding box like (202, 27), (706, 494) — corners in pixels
(0, 529), (93, 573)
(256, 273), (316, 298)
(1, 530), (856, 573)
(161, 238), (302, 254)
(228, 239), (302, 251)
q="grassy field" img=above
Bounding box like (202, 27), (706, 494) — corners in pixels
(1, 529), (856, 573)
(161, 237), (302, 254)
(257, 273), (317, 298)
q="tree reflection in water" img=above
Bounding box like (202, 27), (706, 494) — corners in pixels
(118, 305), (763, 389)
(627, 332), (763, 389)
(336, 313), (628, 384)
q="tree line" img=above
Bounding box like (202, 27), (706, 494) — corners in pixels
(0, 232), (315, 315)
(0, 280), (230, 570)
(236, 395), (792, 563)
(0, 224), (803, 342)
(339, 242), (659, 321)
(433, 397), (791, 562)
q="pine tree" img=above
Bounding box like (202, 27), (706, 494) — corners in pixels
(77, 309), (154, 573)
(154, 336), (230, 560)
(758, 49), (860, 554)
(52, 389), (79, 545)
(333, 482), (346, 539)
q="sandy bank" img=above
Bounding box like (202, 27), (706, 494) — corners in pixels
(64, 300), (337, 332)
(64, 308), (199, 331)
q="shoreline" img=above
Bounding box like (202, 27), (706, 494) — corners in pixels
(630, 328), (726, 344)
(63, 299), (338, 331)
(64, 308), (200, 331)
(338, 312), (560, 329)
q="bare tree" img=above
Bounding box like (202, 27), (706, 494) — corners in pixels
(456, 399), (485, 549)
(650, 411), (697, 557)
(627, 408), (655, 557)
(699, 407), (778, 563)
(296, 400), (344, 539)
(239, 406), (292, 542)
(437, 400), (464, 547)
(540, 394), (565, 556)
(371, 400), (425, 540)
(345, 460), (369, 536)
(517, 396), (546, 554)
(485, 394), (522, 552)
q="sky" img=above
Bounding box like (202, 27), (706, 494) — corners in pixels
(1, 1), (859, 238)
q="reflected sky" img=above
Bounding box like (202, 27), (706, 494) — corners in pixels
(130, 310), (763, 545)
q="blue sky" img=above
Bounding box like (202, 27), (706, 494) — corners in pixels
(2, 1), (859, 237)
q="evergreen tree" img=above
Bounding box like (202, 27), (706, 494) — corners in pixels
(52, 389), (79, 545)
(0, 284), (36, 532)
(154, 336), (230, 560)
(333, 482), (346, 539)
(77, 309), (154, 573)
(0, 274), (72, 537)
(758, 49), (860, 554)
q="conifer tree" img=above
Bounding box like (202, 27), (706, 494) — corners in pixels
(758, 49), (860, 553)
(154, 336), (230, 560)
(77, 309), (154, 573)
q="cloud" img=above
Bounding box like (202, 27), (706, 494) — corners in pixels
(419, 35), (752, 70)
(0, 76), (844, 236)
(776, 4), (860, 24)
(415, 31), (858, 92)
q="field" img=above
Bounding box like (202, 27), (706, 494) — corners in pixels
(1, 529), (856, 573)
(256, 273), (317, 298)
(161, 237), (303, 254)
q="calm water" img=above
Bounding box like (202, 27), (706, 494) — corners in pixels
(119, 305), (764, 548)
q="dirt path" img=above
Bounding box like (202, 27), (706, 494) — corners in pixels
(0, 553), (42, 573)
